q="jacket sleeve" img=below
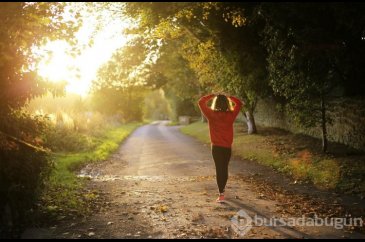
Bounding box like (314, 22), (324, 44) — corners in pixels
(229, 96), (244, 119)
(198, 94), (215, 120)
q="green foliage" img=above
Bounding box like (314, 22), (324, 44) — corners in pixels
(124, 2), (365, 140)
(257, 3), (365, 151)
(123, 2), (271, 133)
(0, 3), (80, 237)
(143, 89), (172, 120)
(26, 93), (123, 152)
(0, 111), (53, 238)
(93, 38), (150, 90)
(260, 3), (339, 126)
(150, 41), (201, 119)
(91, 39), (153, 122)
(0, 2), (78, 113)
(91, 87), (145, 122)
(177, 3), (269, 114)
(40, 123), (141, 227)
(43, 126), (96, 153)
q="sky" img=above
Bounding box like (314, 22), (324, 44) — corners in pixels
(35, 3), (134, 96)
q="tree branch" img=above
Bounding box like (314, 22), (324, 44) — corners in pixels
(0, 130), (49, 153)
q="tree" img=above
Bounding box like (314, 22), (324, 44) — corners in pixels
(123, 2), (271, 133)
(0, 2), (78, 237)
(91, 86), (145, 122)
(0, 3), (78, 113)
(0, 2), (79, 145)
(259, 3), (365, 152)
(148, 40), (202, 121)
(91, 38), (153, 122)
(329, 3), (365, 96)
(143, 89), (172, 121)
(214, 3), (270, 133)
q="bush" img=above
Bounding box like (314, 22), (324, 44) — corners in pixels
(44, 126), (96, 153)
(42, 111), (117, 153)
(0, 111), (53, 238)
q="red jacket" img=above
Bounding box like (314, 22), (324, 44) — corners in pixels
(198, 94), (243, 148)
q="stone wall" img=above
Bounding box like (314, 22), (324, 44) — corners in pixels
(254, 97), (365, 151)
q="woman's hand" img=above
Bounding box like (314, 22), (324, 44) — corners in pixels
(218, 92), (230, 97)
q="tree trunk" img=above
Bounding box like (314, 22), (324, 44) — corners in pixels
(245, 110), (257, 134)
(198, 85), (207, 123)
(201, 114), (207, 123)
(321, 96), (328, 153)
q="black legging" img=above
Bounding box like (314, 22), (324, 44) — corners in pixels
(212, 145), (232, 194)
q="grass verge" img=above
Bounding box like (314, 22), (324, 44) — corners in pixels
(180, 121), (365, 197)
(38, 122), (141, 223)
(166, 121), (180, 126)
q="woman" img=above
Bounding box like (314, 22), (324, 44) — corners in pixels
(198, 93), (243, 203)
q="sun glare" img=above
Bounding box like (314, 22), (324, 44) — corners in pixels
(37, 40), (75, 83)
(36, 5), (133, 97)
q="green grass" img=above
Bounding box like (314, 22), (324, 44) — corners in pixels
(166, 121), (180, 126)
(180, 121), (210, 143)
(180, 121), (365, 195)
(40, 122), (141, 219)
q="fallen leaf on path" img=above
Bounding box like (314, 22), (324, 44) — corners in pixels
(160, 205), (169, 213)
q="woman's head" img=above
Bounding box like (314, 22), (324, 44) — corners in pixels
(212, 94), (231, 112)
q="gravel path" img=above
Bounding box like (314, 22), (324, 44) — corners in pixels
(22, 121), (365, 239)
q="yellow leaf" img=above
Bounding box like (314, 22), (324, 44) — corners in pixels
(159, 205), (168, 213)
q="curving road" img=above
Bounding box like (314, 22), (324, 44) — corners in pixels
(23, 121), (365, 239)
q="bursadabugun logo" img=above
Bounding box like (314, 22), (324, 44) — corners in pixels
(231, 208), (364, 238)
(230, 209), (253, 237)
